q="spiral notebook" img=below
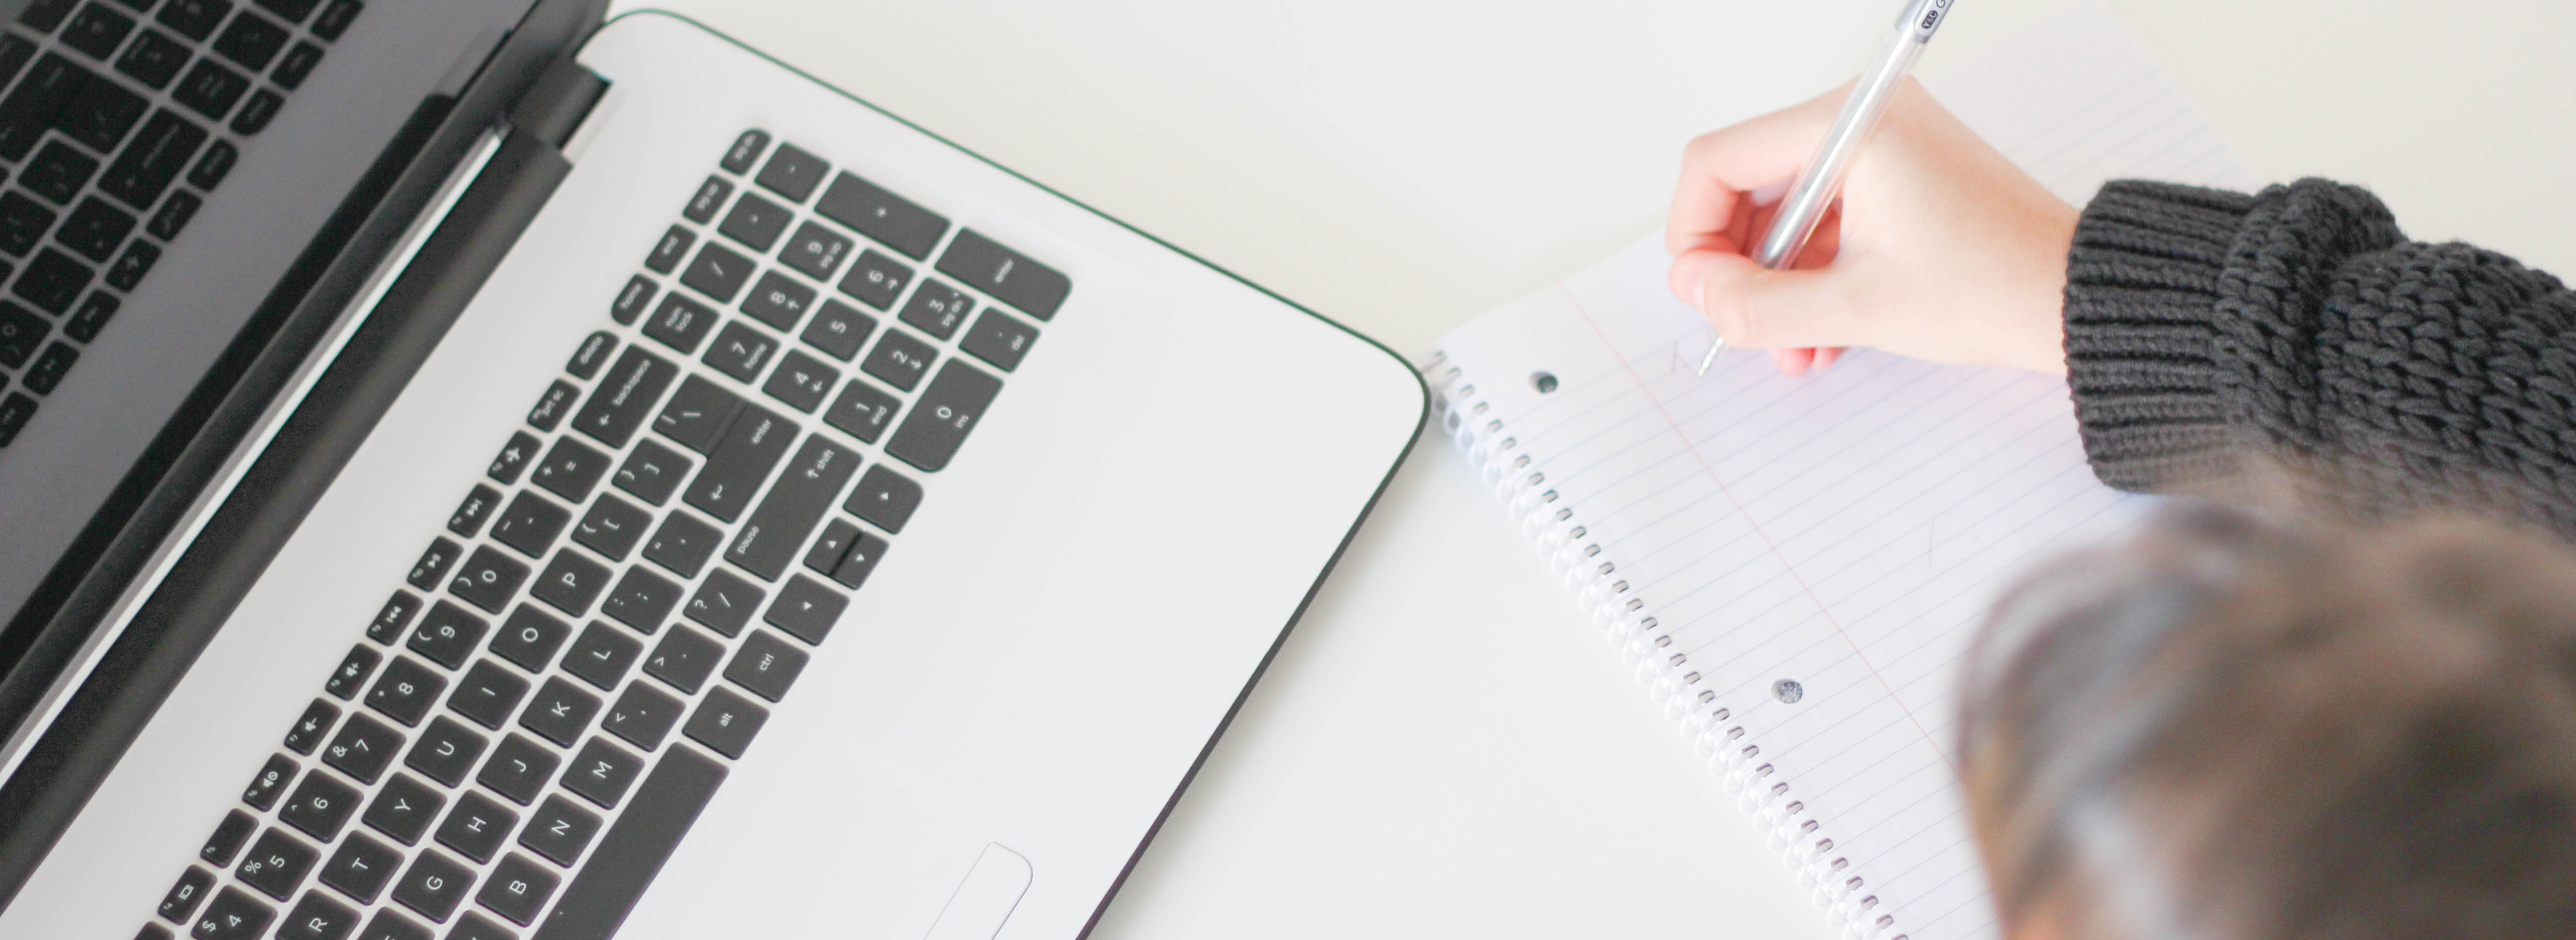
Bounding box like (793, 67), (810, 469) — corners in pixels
(1425, 6), (2257, 940)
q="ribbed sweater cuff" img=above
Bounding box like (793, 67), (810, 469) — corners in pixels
(2063, 181), (2259, 492)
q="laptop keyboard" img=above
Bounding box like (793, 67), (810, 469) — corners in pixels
(0, 0), (363, 447)
(138, 129), (1066, 940)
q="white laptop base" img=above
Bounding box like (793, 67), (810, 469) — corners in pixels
(0, 12), (1422, 940)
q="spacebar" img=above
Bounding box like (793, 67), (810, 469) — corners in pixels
(531, 745), (728, 940)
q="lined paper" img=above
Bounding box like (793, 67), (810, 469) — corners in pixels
(1434, 7), (2253, 940)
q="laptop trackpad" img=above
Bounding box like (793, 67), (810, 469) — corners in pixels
(921, 844), (1033, 940)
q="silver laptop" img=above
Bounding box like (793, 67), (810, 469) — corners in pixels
(0, 3), (1424, 939)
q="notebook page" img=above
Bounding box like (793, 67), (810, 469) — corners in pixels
(1433, 6), (2253, 940)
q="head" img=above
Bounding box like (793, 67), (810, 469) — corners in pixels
(1959, 505), (2576, 940)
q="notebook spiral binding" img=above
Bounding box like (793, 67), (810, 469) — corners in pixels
(1425, 352), (1904, 940)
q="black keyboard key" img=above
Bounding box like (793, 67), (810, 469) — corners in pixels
(677, 241), (752, 304)
(0, 54), (87, 161)
(725, 434), (859, 581)
(800, 297), (875, 362)
(571, 493), (649, 561)
(159, 865), (217, 923)
(519, 676), (601, 748)
(517, 795), (601, 866)
(172, 57), (246, 122)
(242, 753), (297, 810)
(814, 171), (946, 260)
(845, 464), (922, 534)
(391, 849), (473, 923)
(355, 909), (429, 940)
(64, 288), (117, 340)
(641, 625), (723, 696)
(938, 228), (1070, 320)
(366, 591), (421, 645)
(0, 192), (56, 257)
(271, 40), (322, 88)
(563, 738), (642, 809)
(569, 345), (676, 450)
(486, 431), (540, 485)
(802, 518), (856, 576)
(323, 644), (381, 700)
(778, 220), (850, 282)
(489, 605), (570, 673)
(680, 687), (766, 760)
(156, 0), (229, 41)
(236, 828), (318, 900)
(445, 660), (529, 731)
(528, 745), (725, 940)
(361, 775), (442, 846)
(529, 436), (611, 504)
(21, 0), (79, 31)
(680, 174), (728, 224)
(212, 8), (287, 69)
(960, 309), (1038, 372)
(524, 379), (575, 431)
(561, 622), (640, 692)
(445, 914), (512, 940)
(202, 809), (257, 866)
(282, 698), (338, 755)
(362, 658), (444, 728)
(640, 291), (716, 355)
(682, 404), (792, 523)
(641, 225), (689, 274)
(608, 275), (654, 327)
(446, 545), (530, 614)
(102, 109), (207, 209)
(230, 86), (280, 133)
(739, 270), (813, 332)
(0, 392), (32, 446)
(191, 138), (238, 190)
(895, 278), (972, 340)
(322, 711), (403, 782)
(144, 920), (175, 940)
(651, 374), (740, 454)
(22, 340), (76, 393)
(150, 187), (201, 238)
(14, 247), (93, 313)
(277, 890), (359, 940)
(477, 733), (561, 805)
(835, 248), (909, 311)
(566, 330), (616, 379)
(724, 630), (808, 702)
(886, 360), (1002, 472)
(434, 791), (515, 863)
(279, 769), (361, 842)
(858, 327), (935, 392)
(477, 854), (560, 927)
(0, 304), (47, 367)
(446, 484), (500, 539)
(699, 319), (775, 382)
(407, 600), (488, 669)
(753, 142), (827, 202)
(532, 549), (612, 618)
(62, 3), (136, 62)
(761, 349), (835, 414)
(23, 141), (99, 203)
(715, 190), (788, 253)
(764, 574), (847, 645)
(402, 715), (487, 786)
(719, 129), (767, 174)
(308, 0), (357, 40)
(827, 530), (886, 591)
(0, 34), (28, 84)
(319, 832), (400, 904)
(193, 886), (275, 940)
(601, 681), (683, 751)
(612, 438), (690, 507)
(820, 378), (900, 445)
(598, 566), (679, 633)
(683, 568), (761, 638)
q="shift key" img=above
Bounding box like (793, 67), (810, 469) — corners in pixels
(572, 348), (678, 449)
(683, 404), (795, 523)
(886, 361), (1003, 473)
(724, 437), (861, 581)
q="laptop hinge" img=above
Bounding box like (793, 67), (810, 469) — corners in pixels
(508, 57), (610, 150)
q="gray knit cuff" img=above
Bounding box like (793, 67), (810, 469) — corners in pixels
(2063, 181), (2260, 492)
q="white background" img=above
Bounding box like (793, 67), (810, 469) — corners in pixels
(602, 1), (2576, 936)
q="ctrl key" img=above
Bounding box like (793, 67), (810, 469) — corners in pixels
(190, 886), (276, 940)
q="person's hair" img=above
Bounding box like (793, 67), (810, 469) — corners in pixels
(1957, 504), (2576, 940)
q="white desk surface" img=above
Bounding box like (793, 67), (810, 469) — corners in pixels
(606, 1), (2576, 936)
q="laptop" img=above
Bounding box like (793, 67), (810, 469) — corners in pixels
(0, 1), (1426, 938)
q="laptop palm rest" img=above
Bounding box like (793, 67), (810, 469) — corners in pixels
(920, 844), (1032, 940)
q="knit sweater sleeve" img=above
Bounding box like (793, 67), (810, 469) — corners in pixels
(2062, 178), (2576, 530)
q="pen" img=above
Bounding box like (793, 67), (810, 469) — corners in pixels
(1694, 0), (1957, 376)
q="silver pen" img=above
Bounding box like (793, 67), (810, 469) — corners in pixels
(1694, 0), (1957, 376)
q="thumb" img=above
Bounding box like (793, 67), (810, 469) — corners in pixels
(1670, 248), (1869, 351)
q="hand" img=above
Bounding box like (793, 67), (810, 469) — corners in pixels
(1665, 79), (2078, 377)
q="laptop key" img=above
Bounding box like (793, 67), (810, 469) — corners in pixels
(486, 432), (540, 485)
(716, 190), (789, 253)
(895, 278), (972, 340)
(64, 289), (119, 340)
(754, 142), (828, 203)
(62, 3), (136, 60)
(272, 39), (322, 87)
(680, 687), (767, 760)
(699, 320), (775, 382)
(367, 592), (421, 645)
(642, 225), (690, 274)
(319, 832), (401, 904)
(192, 886), (276, 940)
(0, 194), (56, 258)
(570, 345), (676, 450)
(763, 575), (846, 645)
(681, 175), (729, 224)
(100, 109), (207, 210)
(407, 600), (489, 670)
(678, 241), (753, 304)
(601, 681), (683, 751)
(402, 716), (487, 786)
(835, 248), (910, 311)
(23, 141), (100, 204)
(529, 437), (611, 505)
(202, 810), (257, 866)
(282, 698), (338, 755)
(599, 566), (680, 633)
(390, 849), (474, 923)
(641, 292), (717, 355)
(276, 891), (358, 940)
(489, 605), (570, 673)
(800, 298), (876, 362)
(477, 733), (562, 805)
(279, 769), (362, 842)
(528, 745), (725, 940)
(151, 188), (203, 238)
(362, 657), (444, 728)
(242, 753), (298, 810)
(309, 0), (359, 41)
(230, 86), (283, 134)
(518, 795), (602, 866)
(641, 625), (723, 695)
(803, 519), (857, 577)
(681, 404), (792, 523)
(814, 171), (947, 260)
(572, 493), (650, 560)
(761, 349), (835, 414)
(886, 360), (1003, 472)
(825, 376), (907, 446)
(960, 309), (1038, 372)
(938, 229), (1071, 321)
(434, 791), (516, 863)
(446, 913), (515, 940)
(212, 7), (289, 69)
(829, 532), (887, 591)
(355, 909), (430, 940)
(19, 0), (78, 32)
(13, 247), (94, 314)
(525, 380), (576, 432)
(608, 274), (654, 324)
(55, 63), (149, 152)
(726, 434), (859, 581)
(531, 549), (611, 618)
(322, 711), (404, 782)
(724, 629), (809, 702)
(561, 622), (640, 691)
(566, 331), (616, 379)
(858, 327), (934, 392)
(446, 484), (500, 539)
(845, 464), (921, 534)
(682, 568), (761, 638)
(779, 221), (850, 282)
(720, 129), (768, 174)
(477, 854), (561, 927)
(191, 139), (238, 190)
(0, 393), (34, 446)
(158, 865), (216, 923)
(0, 54), (85, 161)
(361, 775), (443, 846)
(446, 545), (530, 614)
(322, 644), (381, 700)
(446, 660), (530, 731)
(739, 270), (813, 331)
(235, 828), (318, 900)
(519, 676), (602, 747)
(613, 439), (692, 507)
(563, 738), (642, 809)
(651, 374), (741, 454)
